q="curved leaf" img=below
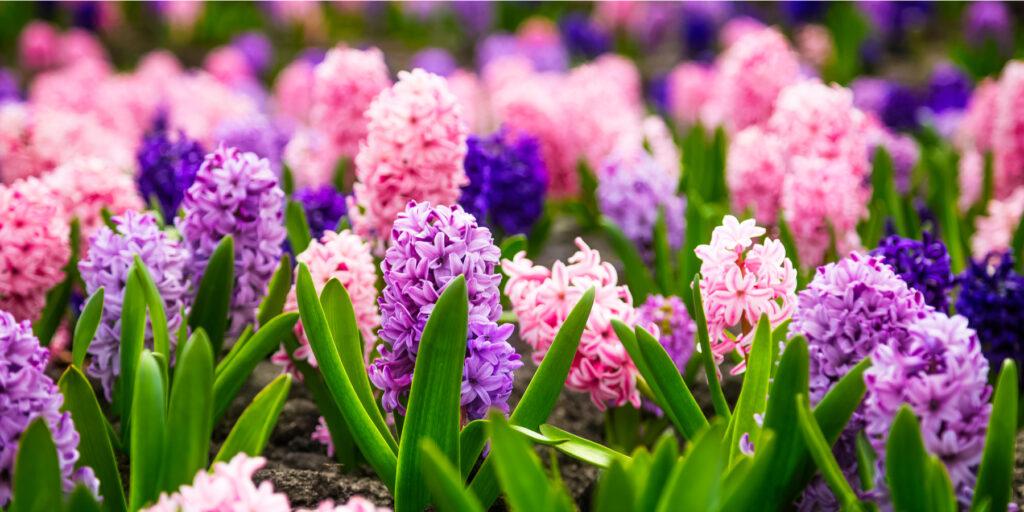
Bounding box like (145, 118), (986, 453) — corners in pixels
(886, 407), (931, 512)
(10, 418), (62, 512)
(132, 256), (170, 374)
(129, 351), (167, 511)
(795, 394), (863, 511)
(487, 412), (557, 512)
(421, 440), (485, 512)
(118, 262), (147, 424)
(539, 424), (630, 468)
(690, 275), (730, 419)
(72, 288), (104, 368)
(594, 459), (634, 512)
(34, 218), (80, 346)
(656, 421), (727, 512)
(728, 315), (771, 463)
(601, 218), (655, 301)
(188, 235), (235, 354)
(634, 325), (707, 438)
(257, 254), (293, 327)
(214, 373), (291, 464)
(459, 419), (488, 481)
(971, 360), (1018, 512)
(163, 331), (215, 492)
(285, 199), (313, 254)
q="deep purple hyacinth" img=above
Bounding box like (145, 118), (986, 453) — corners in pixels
(881, 84), (921, 132)
(410, 47), (457, 77)
(864, 311), (991, 505)
(927, 63), (972, 114)
(79, 211), (190, 399)
(136, 117), (206, 220)
(369, 201), (522, 420)
(680, 2), (726, 60)
(177, 146), (286, 339)
(964, 1), (1014, 52)
(870, 232), (953, 312)
(559, 12), (610, 59)
(459, 129), (548, 236)
(0, 310), (98, 506)
(956, 253), (1024, 383)
(597, 152), (685, 261)
(231, 31), (273, 75)
(293, 185), (347, 237)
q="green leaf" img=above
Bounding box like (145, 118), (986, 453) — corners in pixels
(499, 234), (527, 261)
(776, 213), (802, 275)
(58, 366), (127, 512)
(886, 407), (932, 512)
(286, 199), (313, 254)
(420, 440), (485, 512)
(163, 331), (214, 493)
(633, 325), (708, 438)
(1013, 214), (1024, 274)
(636, 435), (678, 511)
(34, 218), (80, 345)
(395, 276), (468, 512)
(72, 288), (104, 368)
(652, 207), (673, 295)
(100, 207), (118, 231)
(129, 351), (167, 512)
(678, 196), (704, 301)
(132, 256), (171, 377)
(211, 312), (299, 422)
(257, 254), (293, 327)
(526, 206), (553, 258)
(187, 235), (235, 354)
(927, 456), (958, 512)
(594, 459), (634, 512)
(282, 164), (295, 195)
(487, 412), (555, 512)
(795, 394), (863, 511)
(320, 279), (395, 451)
(690, 275), (731, 419)
(871, 147), (907, 236)
(728, 315), (771, 464)
(9, 418), (63, 512)
(575, 160), (600, 226)
(296, 263), (398, 487)
(856, 431), (877, 493)
(117, 261), (147, 423)
(656, 421), (727, 512)
(538, 424), (630, 468)
(601, 217), (656, 301)
(214, 373), (292, 464)
(459, 419), (488, 481)
(65, 484), (103, 512)
(812, 356), (871, 445)
(971, 360), (1018, 512)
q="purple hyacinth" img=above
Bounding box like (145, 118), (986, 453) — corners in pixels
(79, 211), (190, 399)
(597, 151), (685, 262)
(136, 117), (205, 220)
(0, 310), (98, 506)
(559, 12), (610, 59)
(459, 129), (548, 236)
(177, 146), (286, 339)
(410, 47), (457, 77)
(864, 311), (991, 506)
(212, 115), (285, 170)
(369, 201), (522, 420)
(294, 185), (347, 238)
(870, 232), (953, 312)
(637, 295), (696, 371)
(927, 63), (972, 114)
(964, 1), (1014, 53)
(0, 69), (18, 104)
(956, 252), (1024, 384)
(231, 31), (273, 75)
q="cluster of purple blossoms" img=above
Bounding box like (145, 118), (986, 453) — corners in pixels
(212, 114), (286, 170)
(956, 252), (1024, 382)
(0, 69), (18, 103)
(294, 185), (347, 238)
(136, 116), (205, 220)
(79, 211), (190, 399)
(231, 31), (273, 76)
(870, 232), (954, 312)
(369, 201), (522, 421)
(597, 151), (685, 262)
(177, 145), (286, 339)
(559, 12), (611, 59)
(459, 129), (548, 236)
(0, 310), (98, 506)
(637, 294), (695, 372)
(864, 311), (992, 506)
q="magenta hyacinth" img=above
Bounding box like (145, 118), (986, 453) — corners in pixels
(177, 145), (286, 339)
(79, 211), (190, 399)
(368, 201), (521, 420)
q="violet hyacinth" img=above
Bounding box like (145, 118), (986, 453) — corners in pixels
(294, 185), (347, 237)
(956, 252), (1024, 383)
(136, 116), (206, 220)
(177, 146), (286, 339)
(369, 201), (522, 420)
(559, 12), (611, 59)
(870, 232), (954, 312)
(637, 294), (696, 372)
(864, 311), (992, 505)
(79, 211), (190, 398)
(459, 129), (548, 236)
(0, 310), (98, 506)
(212, 114), (285, 169)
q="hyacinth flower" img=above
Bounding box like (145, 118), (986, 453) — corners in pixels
(870, 231), (954, 312)
(45, 157), (144, 251)
(694, 215), (797, 368)
(957, 252), (1024, 383)
(293, 184), (348, 238)
(136, 116), (206, 220)
(635, 294), (696, 415)
(311, 45), (391, 159)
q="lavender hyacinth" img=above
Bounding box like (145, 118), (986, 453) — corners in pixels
(79, 211), (190, 398)
(459, 129), (548, 236)
(597, 151), (685, 261)
(177, 146), (286, 339)
(0, 69), (18, 104)
(212, 115), (285, 170)
(369, 201), (522, 420)
(294, 185), (347, 237)
(864, 311), (991, 506)
(410, 48), (457, 77)
(637, 294), (696, 371)
(871, 232), (953, 311)
(231, 31), (273, 75)
(0, 310), (98, 506)
(956, 253), (1024, 383)
(136, 117), (205, 220)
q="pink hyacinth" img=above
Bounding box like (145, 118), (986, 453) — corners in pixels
(0, 178), (69, 322)
(713, 26), (800, 132)
(446, 69), (491, 135)
(0, 103), (54, 184)
(694, 216), (797, 368)
(350, 69), (468, 246)
(310, 46), (392, 159)
(164, 72), (260, 147)
(972, 187), (1024, 258)
(768, 81), (871, 174)
(31, 107), (138, 173)
(44, 158), (144, 250)
(796, 24), (834, 69)
(992, 62), (1024, 197)
(204, 46), (254, 86)
(563, 55), (644, 171)
(719, 16), (768, 48)
(282, 128), (339, 189)
(958, 78), (999, 153)
(144, 454), (290, 512)
(18, 21), (60, 70)
(959, 149), (984, 210)
(298, 497), (388, 512)
(503, 238), (640, 409)
(666, 63), (715, 127)
(272, 229), (379, 374)
(727, 126), (786, 224)
(273, 58), (317, 124)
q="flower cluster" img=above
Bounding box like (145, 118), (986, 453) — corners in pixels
(971, 187), (1024, 259)
(294, 185), (348, 238)
(369, 202), (521, 420)
(864, 312), (992, 505)
(666, 63), (715, 127)
(0, 309), (98, 506)
(459, 128), (548, 236)
(79, 211), (190, 399)
(212, 114), (285, 169)
(992, 62), (1024, 196)
(310, 46), (391, 159)
(636, 294), (696, 372)
(725, 126), (786, 224)
(695, 216), (797, 366)
(350, 70), (468, 246)
(713, 27), (800, 132)
(956, 252), (1024, 382)
(870, 232), (954, 311)
(503, 238), (640, 409)
(136, 118), (206, 220)
(45, 158), (144, 247)
(177, 145), (286, 339)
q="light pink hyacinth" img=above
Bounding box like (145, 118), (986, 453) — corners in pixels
(713, 26), (800, 132)
(503, 238), (640, 409)
(727, 126), (786, 224)
(667, 63), (715, 127)
(272, 229), (379, 374)
(0, 103), (54, 184)
(992, 62), (1024, 197)
(282, 128), (339, 189)
(446, 69), (491, 135)
(273, 58), (317, 124)
(164, 72), (260, 147)
(350, 69), (468, 246)
(959, 149), (984, 210)
(44, 158), (144, 250)
(0, 178), (69, 322)
(310, 46), (392, 158)
(694, 216), (797, 368)
(958, 78), (999, 153)
(972, 187), (1024, 258)
(563, 55), (643, 171)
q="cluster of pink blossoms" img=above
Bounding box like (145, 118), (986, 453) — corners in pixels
(310, 46), (392, 159)
(666, 63), (716, 128)
(503, 238), (640, 409)
(971, 187), (1024, 259)
(44, 158), (144, 249)
(350, 69), (469, 246)
(711, 27), (800, 132)
(695, 216), (797, 367)
(957, 61), (1024, 200)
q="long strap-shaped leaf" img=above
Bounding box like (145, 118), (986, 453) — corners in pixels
(655, 421), (727, 512)
(886, 407), (933, 512)
(256, 254), (293, 327)
(118, 262), (148, 428)
(295, 263), (398, 488)
(727, 315), (771, 464)
(795, 394), (864, 512)
(601, 218), (656, 301)
(214, 373), (292, 464)
(188, 235), (235, 354)
(690, 275), (731, 419)
(10, 419), (63, 512)
(487, 412), (567, 512)
(163, 330), (214, 493)
(132, 256), (171, 377)
(72, 288), (105, 368)
(285, 199), (313, 254)
(971, 360), (1018, 512)
(34, 218), (80, 346)
(129, 351), (167, 511)
(421, 439), (485, 512)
